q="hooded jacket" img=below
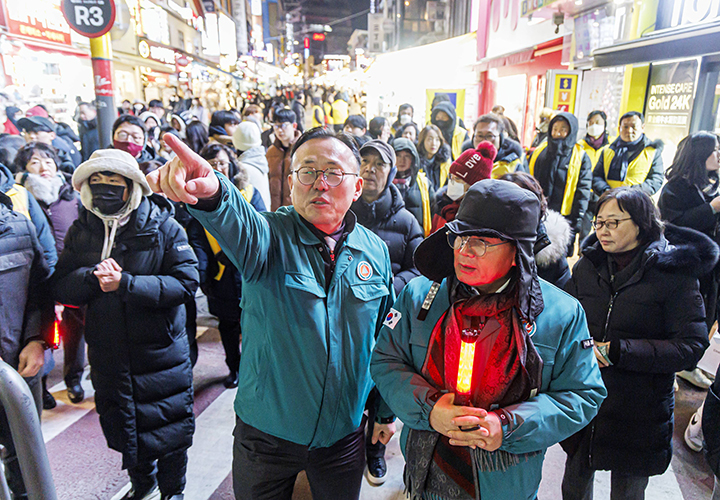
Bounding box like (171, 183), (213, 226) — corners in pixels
(52, 194), (198, 468)
(535, 210), (571, 289)
(371, 179), (605, 500)
(430, 102), (469, 161)
(565, 225), (716, 476)
(352, 183), (423, 295)
(529, 112), (592, 233)
(492, 137), (527, 178)
(52, 134), (81, 168)
(0, 164), (58, 271)
(393, 138), (436, 235)
(592, 135), (664, 196)
(239, 146), (271, 210)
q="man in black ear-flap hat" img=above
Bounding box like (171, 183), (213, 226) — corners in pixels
(371, 178), (607, 500)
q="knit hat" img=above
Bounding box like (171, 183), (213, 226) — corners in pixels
(448, 141), (497, 186)
(73, 149), (151, 196)
(233, 121), (262, 151)
(139, 111), (160, 127)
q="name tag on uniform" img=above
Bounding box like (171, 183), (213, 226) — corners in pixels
(581, 339), (594, 349)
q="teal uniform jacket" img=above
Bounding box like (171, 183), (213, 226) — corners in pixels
(189, 174), (395, 448)
(371, 276), (606, 500)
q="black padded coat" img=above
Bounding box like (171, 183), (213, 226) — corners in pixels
(564, 224), (716, 475)
(52, 194), (199, 468)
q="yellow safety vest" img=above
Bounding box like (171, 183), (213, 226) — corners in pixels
(311, 105), (325, 128)
(323, 102), (333, 125)
(529, 142), (585, 217)
(451, 126), (467, 161)
(491, 157), (522, 179)
(601, 146), (656, 189)
(206, 185), (254, 281)
(331, 100), (349, 126)
(577, 137), (615, 168)
(6, 184), (31, 220)
(416, 170), (432, 237)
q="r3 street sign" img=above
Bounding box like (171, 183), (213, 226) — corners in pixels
(61, 0), (116, 38)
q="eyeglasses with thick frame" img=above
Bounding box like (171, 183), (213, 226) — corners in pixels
(474, 133), (498, 143)
(446, 232), (511, 257)
(293, 167), (359, 187)
(592, 218), (633, 230)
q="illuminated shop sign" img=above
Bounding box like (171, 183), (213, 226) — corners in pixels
(138, 38), (177, 66)
(2, 0), (72, 45)
(664, 0), (720, 28)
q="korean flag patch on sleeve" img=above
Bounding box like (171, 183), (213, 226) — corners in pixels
(383, 308), (402, 329)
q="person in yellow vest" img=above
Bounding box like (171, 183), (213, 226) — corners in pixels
(430, 102), (469, 161)
(323, 93), (334, 128)
(331, 93), (350, 133)
(0, 161), (57, 271)
(592, 111), (664, 197)
(418, 124), (452, 189)
(529, 112), (592, 256)
(472, 113), (527, 178)
(392, 138), (436, 236)
(577, 110), (614, 245)
(311, 97), (325, 129)
(191, 142), (266, 389)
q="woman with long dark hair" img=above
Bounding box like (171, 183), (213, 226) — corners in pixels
(562, 187), (715, 500)
(184, 120), (209, 154)
(417, 124), (451, 189)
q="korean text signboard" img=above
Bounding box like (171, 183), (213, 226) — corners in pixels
(644, 59), (698, 160)
(2, 0), (72, 45)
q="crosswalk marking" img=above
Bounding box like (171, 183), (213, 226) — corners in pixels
(42, 368), (94, 443)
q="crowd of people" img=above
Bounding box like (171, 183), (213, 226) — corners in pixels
(0, 87), (719, 500)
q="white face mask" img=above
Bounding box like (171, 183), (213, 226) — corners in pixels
(587, 124), (604, 138)
(399, 114), (411, 125)
(446, 178), (466, 201)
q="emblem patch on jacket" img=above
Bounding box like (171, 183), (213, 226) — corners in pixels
(581, 339), (594, 349)
(357, 261), (373, 280)
(522, 320), (537, 337)
(384, 308), (402, 329)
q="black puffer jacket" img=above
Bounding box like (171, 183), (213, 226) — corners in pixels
(352, 184), (423, 295)
(52, 195), (199, 468)
(565, 224), (716, 476)
(419, 144), (451, 190)
(392, 138), (436, 231)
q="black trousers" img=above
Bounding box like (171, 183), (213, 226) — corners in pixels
(128, 448), (188, 497)
(0, 372), (41, 499)
(218, 318), (241, 374)
(61, 306), (85, 385)
(365, 387), (386, 461)
(185, 298), (198, 367)
(232, 417), (365, 500)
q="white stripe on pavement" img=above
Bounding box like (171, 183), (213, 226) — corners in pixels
(41, 368), (95, 443)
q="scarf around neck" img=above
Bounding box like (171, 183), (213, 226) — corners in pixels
(607, 135), (646, 182)
(404, 280), (543, 500)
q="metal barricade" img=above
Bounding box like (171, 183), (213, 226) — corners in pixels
(0, 361), (57, 500)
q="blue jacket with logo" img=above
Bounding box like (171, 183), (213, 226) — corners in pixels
(189, 175), (395, 448)
(371, 276), (606, 500)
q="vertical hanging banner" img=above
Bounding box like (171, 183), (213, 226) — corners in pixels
(552, 74), (579, 113)
(425, 89), (466, 125)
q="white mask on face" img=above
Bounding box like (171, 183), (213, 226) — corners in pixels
(446, 178), (466, 201)
(587, 124), (605, 138)
(399, 114), (411, 125)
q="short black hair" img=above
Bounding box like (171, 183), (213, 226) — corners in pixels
(596, 187), (663, 245)
(148, 99), (164, 109)
(290, 127), (361, 172)
(210, 110), (240, 129)
(14, 142), (59, 173)
(474, 113), (505, 137)
(398, 103), (413, 115)
(112, 114), (147, 139)
(273, 107), (297, 125)
(200, 142), (239, 180)
(368, 117), (388, 139)
(344, 115), (367, 130)
(395, 122), (419, 139)
(159, 125), (179, 139)
(620, 111), (644, 125)
(587, 110), (607, 125)
(79, 101), (96, 110)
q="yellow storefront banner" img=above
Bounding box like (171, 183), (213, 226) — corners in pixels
(426, 89), (466, 124)
(552, 74), (578, 114)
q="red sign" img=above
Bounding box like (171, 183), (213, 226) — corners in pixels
(303, 36), (309, 48)
(92, 58), (114, 97)
(2, 0), (72, 45)
(312, 32), (325, 41)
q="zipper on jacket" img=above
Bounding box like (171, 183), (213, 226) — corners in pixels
(601, 274), (616, 343)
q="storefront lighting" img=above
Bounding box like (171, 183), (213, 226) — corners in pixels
(405, 0), (409, 5)
(324, 25), (332, 32)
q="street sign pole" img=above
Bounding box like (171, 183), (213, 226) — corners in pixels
(90, 35), (116, 148)
(62, 0), (117, 148)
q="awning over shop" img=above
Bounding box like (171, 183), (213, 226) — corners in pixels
(593, 20), (720, 68)
(474, 37), (562, 72)
(2, 34), (90, 58)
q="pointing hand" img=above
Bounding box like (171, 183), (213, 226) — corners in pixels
(146, 133), (220, 204)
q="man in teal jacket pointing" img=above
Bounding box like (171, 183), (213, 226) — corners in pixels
(149, 128), (396, 499)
